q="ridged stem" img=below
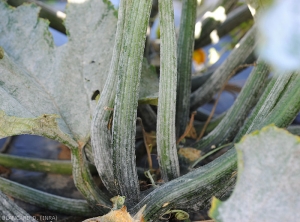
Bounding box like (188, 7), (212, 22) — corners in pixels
(245, 71), (293, 133)
(112, 0), (152, 207)
(235, 71), (295, 141)
(234, 77), (276, 141)
(0, 177), (98, 216)
(190, 25), (257, 110)
(254, 72), (300, 130)
(176, 0), (197, 138)
(71, 147), (111, 213)
(91, 0), (131, 196)
(0, 191), (36, 222)
(157, 0), (180, 182)
(194, 60), (269, 153)
(131, 70), (300, 221)
(131, 148), (237, 221)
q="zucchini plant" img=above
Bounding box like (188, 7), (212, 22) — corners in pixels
(0, 0), (300, 221)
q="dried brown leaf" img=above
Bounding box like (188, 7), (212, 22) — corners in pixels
(178, 147), (201, 162)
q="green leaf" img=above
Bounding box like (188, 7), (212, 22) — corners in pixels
(209, 125), (300, 221)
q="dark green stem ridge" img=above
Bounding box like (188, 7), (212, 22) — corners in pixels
(235, 76), (276, 141)
(245, 71), (294, 133)
(91, 0), (131, 197)
(0, 177), (99, 217)
(195, 60), (269, 153)
(190, 25), (257, 110)
(0, 190), (36, 222)
(255, 72), (300, 130)
(130, 148), (237, 221)
(235, 71), (295, 142)
(157, 0), (180, 182)
(131, 70), (300, 220)
(112, 0), (152, 207)
(176, 0), (197, 138)
(234, 72), (300, 145)
(71, 148), (111, 213)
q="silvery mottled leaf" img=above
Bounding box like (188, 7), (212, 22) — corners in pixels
(209, 125), (300, 221)
(0, 0), (117, 144)
(0, 0), (159, 145)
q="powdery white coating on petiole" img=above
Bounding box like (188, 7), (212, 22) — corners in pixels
(111, 0), (153, 207)
(157, 0), (180, 182)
